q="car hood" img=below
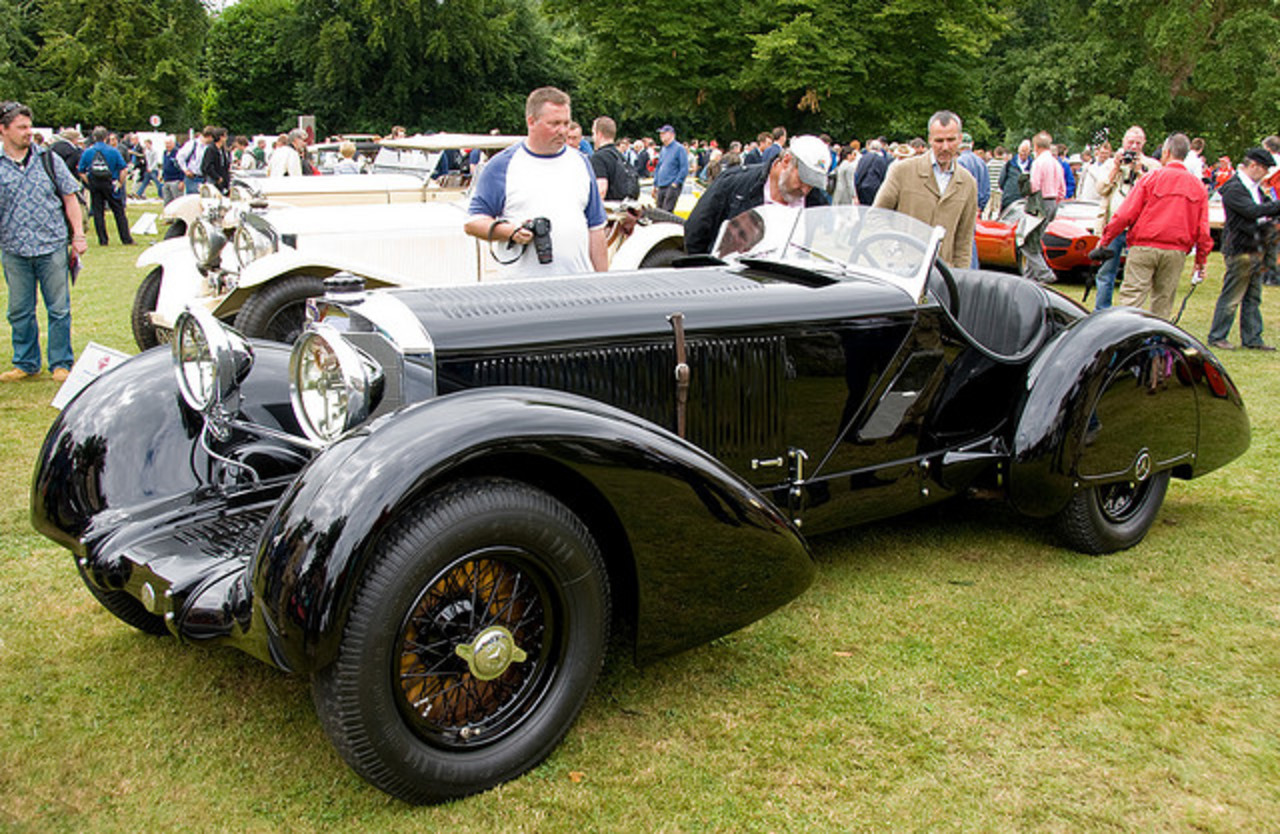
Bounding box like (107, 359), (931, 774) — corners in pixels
(378, 267), (915, 355)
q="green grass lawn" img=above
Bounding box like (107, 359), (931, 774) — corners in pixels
(2, 208), (1277, 832)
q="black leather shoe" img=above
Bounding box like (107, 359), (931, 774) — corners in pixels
(1242, 343), (1277, 351)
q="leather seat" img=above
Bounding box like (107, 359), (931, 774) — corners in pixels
(947, 268), (1049, 360)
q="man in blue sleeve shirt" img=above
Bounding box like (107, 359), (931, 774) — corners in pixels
(0, 101), (88, 382)
(464, 87), (608, 277)
(654, 124), (689, 213)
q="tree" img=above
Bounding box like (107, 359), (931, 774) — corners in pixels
(0, 0), (38, 100)
(979, 0), (1280, 154)
(29, 0), (208, 129)
(287, 0), (569, 136)
(544, 0), (1006, 143)
(203, 0), (302, 133)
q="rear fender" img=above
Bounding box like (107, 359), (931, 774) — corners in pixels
(610, 222), (685, 271)
(1009, 308), (1248, 517)
(250, 387), (814, 673)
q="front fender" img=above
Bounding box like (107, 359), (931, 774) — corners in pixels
(250, 387), (814, 673)
(1009, 308), (1248, 517)
(211, 252), (430, 320)
(162, 194), (202, 226)
(137, 243), (215, 328)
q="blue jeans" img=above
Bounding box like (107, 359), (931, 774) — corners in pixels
(1208, 252), (1266, 346)
(184, 175), (204, 195)
(134, 169), (161, 198)
(1093, 231), (1126, 309)
(3, 248), (73, 374)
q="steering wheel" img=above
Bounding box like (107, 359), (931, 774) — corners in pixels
(932, 259), (961, 319)
(847, 230), (926, 272)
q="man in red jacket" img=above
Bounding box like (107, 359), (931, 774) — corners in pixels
(1092, 133), (1212, 320)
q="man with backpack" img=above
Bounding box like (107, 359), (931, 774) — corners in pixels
(0, 101), (87, 382)
(76, 127), (133, 246)
(590, 116), (640, 201)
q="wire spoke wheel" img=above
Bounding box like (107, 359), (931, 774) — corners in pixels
(396, 549), (559, 749)
(312, 478), (609, 804)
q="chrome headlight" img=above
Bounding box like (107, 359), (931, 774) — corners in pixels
(190, 218), (227, 271)
(290, 323), (385, 444)
(234, 224), (274, 269)
(172, 306), (254, 421)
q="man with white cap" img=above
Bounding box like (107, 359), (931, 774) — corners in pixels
(683, 134), (831, 255)
(873, 110), (979, 268)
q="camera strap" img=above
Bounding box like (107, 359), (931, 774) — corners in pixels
(487, 218), (527, 265)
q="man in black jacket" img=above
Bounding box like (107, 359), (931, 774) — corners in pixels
(853, 138), (888, 205)
(683, 135), (831, 255)
(999, 140), (1033, 210)
(1207, 147), (1280, 351)
(200, 127), (231, 194)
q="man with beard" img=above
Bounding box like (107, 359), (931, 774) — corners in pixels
(682, 134), (831, 255)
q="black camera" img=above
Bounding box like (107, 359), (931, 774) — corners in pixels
(522, 217), (553, 264)
(1120, 149), (1138, 165)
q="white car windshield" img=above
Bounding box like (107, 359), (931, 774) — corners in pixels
(712, 205), (944, 301)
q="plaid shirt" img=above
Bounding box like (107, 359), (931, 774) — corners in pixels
(0, 145), (81, 257)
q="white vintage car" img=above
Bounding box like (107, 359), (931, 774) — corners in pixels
(157, 133), (525, 239)
(132, 141), (688, 347)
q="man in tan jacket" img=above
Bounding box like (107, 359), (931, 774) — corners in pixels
(873, 110), (979, 268)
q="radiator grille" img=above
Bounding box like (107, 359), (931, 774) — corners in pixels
(170, 507), (271, 561)
(460, 335), (787, 459)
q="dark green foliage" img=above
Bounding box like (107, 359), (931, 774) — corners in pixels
(543, 0), (1007, 144)
(979, 0), (1280, 154)
(0, 0), (1276, 158)
(288, 0), (570, 136)
(26, 0), (207, 129)
(202, 0), (301, 133)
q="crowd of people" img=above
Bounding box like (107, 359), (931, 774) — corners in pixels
(3, 90), (1278, 384)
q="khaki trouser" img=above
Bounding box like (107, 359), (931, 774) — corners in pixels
(1116, 245), (1186, 320)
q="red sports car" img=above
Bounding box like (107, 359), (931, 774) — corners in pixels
(976, 199), (1100, 281)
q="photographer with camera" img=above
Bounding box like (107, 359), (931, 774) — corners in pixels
(465, 87), (608, 277)
(1207, 147), (1280, 351)
(1089, 133), (1212, 320)
(1092, 126), (1161, 309)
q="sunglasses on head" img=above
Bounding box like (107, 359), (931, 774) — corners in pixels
(0, 101), (25, 120)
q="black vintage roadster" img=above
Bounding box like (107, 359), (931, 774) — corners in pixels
(33, 205), (1249, 804)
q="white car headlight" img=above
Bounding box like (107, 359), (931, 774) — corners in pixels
(172, 306), (254, 420)
(190, 218), (227, 271)
(289, 323), (385, 444)
(234, 224), (274, 269)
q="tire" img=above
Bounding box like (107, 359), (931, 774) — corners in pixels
(131, 267), (163, 351)
(1055, 470), (1171, 554)
(312, 478), (611, 804)
(77, 562), (169, 636)
(163, 220), (187, 240)
(638, 245), (684, 269)
(233, 275), (326, 343)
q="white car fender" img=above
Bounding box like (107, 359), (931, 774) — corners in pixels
(142, 246), (214, 329)
(609, 221), (685, 271)
(162, 194), (203, 229)
(135, 236), (192, 269)
(210, 245), (487, 320)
